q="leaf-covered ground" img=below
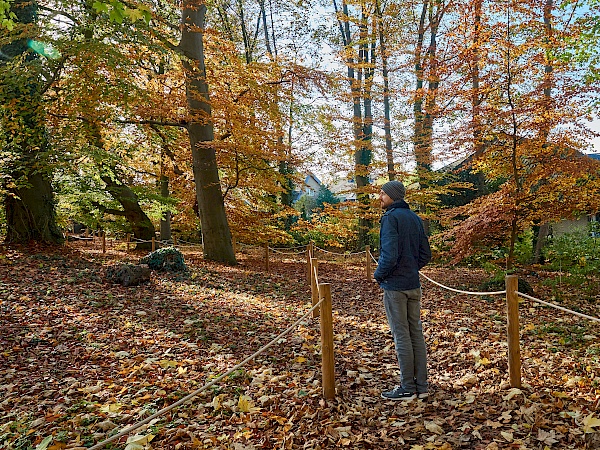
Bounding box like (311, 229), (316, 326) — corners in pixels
(1, 243), (599, 450)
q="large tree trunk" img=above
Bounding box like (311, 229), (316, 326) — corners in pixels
(5, 172), (64, 244)
(180, 0), (236, 265)
(1, 0), (63, 245)
(335, 0), (374, 249)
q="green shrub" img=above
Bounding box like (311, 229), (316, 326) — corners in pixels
(544, 228), (600, 276)
(140, 247), (187, 272)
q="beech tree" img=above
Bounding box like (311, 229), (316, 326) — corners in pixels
(440, 0), (600, 265)
(0, 0), (63, 243)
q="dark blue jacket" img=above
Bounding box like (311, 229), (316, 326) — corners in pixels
(374, 200), (431, 291)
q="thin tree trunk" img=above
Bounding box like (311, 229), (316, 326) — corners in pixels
(160, 174), (171, 241)
(506, 4), (520, 270)
(531, 0), (554, 263)
(180, 0), (236, 264)
(471, 0), (486, 194)
(413, 0), (429, 182)
(376, 0), (394, 180)
(533, 222), (549, 264)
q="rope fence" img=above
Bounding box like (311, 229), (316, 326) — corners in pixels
(517, 291), (600, 324)
(367, 249), (599, 388)
(67, 234), (599, 392)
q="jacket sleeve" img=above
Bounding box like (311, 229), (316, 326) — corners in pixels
(418, 230), (432, 269)
(373, 214), (399, 282)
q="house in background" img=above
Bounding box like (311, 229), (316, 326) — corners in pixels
(329, 177), (357, 202)
(291, 172), (322, 203)
(552, 152), (600, 236)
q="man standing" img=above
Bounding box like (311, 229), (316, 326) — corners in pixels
(374, 180), (431, 401)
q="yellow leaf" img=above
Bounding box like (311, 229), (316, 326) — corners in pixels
(158, 359), (178, 368)
(238, 395), (260, 413)
(294, 356), (306, 363)
(100, 403), (122, 413)
(551, 391), (569, 398)
(583, 414), (600, 433)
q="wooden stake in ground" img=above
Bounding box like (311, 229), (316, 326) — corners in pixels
(306, 241), (314, 284)
(264, 243), (269, 272)
(102, 232), (106, 254)
(365, 245), (372, 280)
(505, 275), (521, 388)
(311, 257), (319, 318)
(319, 283), (335, 399)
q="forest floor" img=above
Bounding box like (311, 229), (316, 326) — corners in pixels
(0, 242), (599, 450)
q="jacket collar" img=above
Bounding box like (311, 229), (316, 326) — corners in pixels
(385, 199), (410, 211)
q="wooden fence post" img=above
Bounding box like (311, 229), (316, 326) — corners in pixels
(505, 275), (522, 388)
(102, 232), (106, 254)
(311, 258), (320, 318)
(126, 233), (131, 252)
(265, 243), (270, 272)
(319, 283), (335, 399)
(152, 237), (156, 252)
(306, 241), (314, 284)
(365, 245), (372, 280)
(232, 236), (237, 254)
(173, 236), (177, 248)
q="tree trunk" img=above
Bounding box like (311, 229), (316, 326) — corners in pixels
(1, 0), (63, 245)
(335, 0), (374, 249)
(532, 222), (549, 264)
(100, 171), (156, 250)
(160, 175), (172, 241)
(5, 172), (64, 244)
(531, 0), (555, 264)
(180, 0), (236, 265)
(376, 0), (394, 180)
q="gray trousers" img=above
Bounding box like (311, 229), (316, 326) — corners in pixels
(383, 288), (428, 393)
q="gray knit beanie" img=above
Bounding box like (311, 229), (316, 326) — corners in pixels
(381, 180), (406, 201)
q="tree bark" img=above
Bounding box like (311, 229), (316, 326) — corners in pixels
(159, 174), (172, 241)
(335, 0), (374, 248)
(376, 0), (394, 180)
(180, 0), (236, 264)
(1, 0), (63, 244)
(100, 171), (156, 250)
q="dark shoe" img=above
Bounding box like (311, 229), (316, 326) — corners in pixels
(381, 386), (416, 401)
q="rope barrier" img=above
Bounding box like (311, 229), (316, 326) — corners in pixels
(419, 272), (506, 296)
(517, 291), (600, 324)
(369, 250), (378, 264)
(269, 247), (307, 255)
(313, 246), (366, 257)
(88, 296), (326, 450)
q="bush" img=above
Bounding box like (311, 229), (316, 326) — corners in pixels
(140, 247), (187, 272)
(544, 228), (600, 276)
(543, 226), (600, 296)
